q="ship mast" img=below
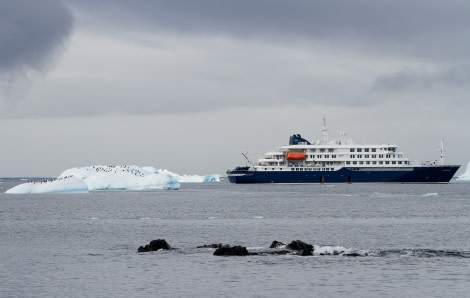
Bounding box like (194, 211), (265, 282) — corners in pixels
(440, 139), (445, 165)
(321, 115), (329, 144)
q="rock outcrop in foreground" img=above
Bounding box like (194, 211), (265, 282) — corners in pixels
(138, 239), (172, 252)
(138, 239), (367, 257)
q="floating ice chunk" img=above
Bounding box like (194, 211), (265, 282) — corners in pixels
(314, 245), (368, 256)
(5, 177), (88, 194)
(456, 161), (470, 181)
(154, 169), (220, 182)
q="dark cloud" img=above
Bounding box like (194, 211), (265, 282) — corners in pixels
(67, 0), (470, 61)
(0, 0), (73, 98)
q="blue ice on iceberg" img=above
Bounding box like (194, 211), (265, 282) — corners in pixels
(5, 165), (221, 194)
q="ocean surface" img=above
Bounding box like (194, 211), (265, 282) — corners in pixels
(1, 178), (470, 297)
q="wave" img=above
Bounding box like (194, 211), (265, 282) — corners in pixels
(372, 248), (470, 258)
(192, 245), (470, 259)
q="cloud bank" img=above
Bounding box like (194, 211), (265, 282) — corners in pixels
(0, 0), (73, 100)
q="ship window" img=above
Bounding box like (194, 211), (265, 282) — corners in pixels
(350, 148), (355, 152)
(311, 149), (316, 152)
(325, 155), (329, 158)
(351, 155), (355, 158)
(357, 148), (362, 152)
(346, 161), (351, 165)
(379, 155), (384, 158)
(328, 148), (334, 152)
(392, 161), (396, 165)
(379, 161), (383, 164)
(358, 155), (362, 158)
(372, 148), (376, 152)
(353, 161), (357, 165)
(272, 168), (275, 170)
(365, 148), (369, 152)
(332, 155), (336, 158)
(386, 161), (390, 164)
(320, 148), (325, 152)
(372, 161), (377, 165)
(365, 155), (369, 158)
(372, 155), (376, 158)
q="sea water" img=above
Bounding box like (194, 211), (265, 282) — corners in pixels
(1, 179), (470, 297)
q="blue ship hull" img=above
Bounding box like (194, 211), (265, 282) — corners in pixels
(227, 166), (460, 184)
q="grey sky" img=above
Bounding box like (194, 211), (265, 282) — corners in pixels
(0, 0), (469, 176)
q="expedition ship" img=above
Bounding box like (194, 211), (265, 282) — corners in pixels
(227, 118), (460, 184)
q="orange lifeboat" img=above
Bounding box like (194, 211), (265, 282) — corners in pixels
(286, 152), (306, 161)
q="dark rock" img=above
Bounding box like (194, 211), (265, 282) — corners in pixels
(269, 240), (285, 248)
(138, 239), (172, 252)
(300, 249), (313, 256)
(343, 252), (367, 257)
(213, 245), (249, 256)
(286, 240), (313, 251)
(149, 239), (172, 250)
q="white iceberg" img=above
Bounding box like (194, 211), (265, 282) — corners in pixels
(57, 165), (181, 191)
(5, 165), (221, 194)
(5, 177), (89, 194)
(456, 161), (470, 181)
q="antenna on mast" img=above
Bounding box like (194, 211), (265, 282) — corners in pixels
(241, 152), (253, 165)
(440, 139), (445, 165)
(321, 115), (329, 144)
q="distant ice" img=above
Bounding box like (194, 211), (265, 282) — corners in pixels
(167, 170), (221, 183)
(456, 161), (470, 181)
(5, 165), (220, 194)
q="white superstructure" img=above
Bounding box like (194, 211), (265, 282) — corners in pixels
(254, 118), (414, 172)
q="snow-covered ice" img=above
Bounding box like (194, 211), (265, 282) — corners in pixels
(5, 165), (221, 194)
(5, 177), (88, 194)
